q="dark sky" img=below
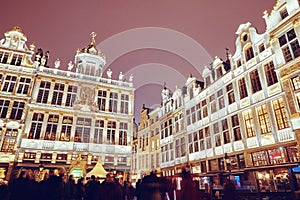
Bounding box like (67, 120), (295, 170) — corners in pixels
(1, 0), (276, 121)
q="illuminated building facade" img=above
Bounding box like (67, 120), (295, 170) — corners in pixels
(135, 0), (300, 195)
(0, 27), (134, 179)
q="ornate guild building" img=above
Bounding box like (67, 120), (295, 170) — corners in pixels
(134, 0), (300, 197)
(0, 27), (134, 179)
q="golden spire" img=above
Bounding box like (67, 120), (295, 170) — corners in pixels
(90, 32), (97, 45)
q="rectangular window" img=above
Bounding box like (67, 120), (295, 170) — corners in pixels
(120, 94), (129, 114)
(0, 52), (9, 64)
(37, 81), (51, 103)
(214, 122), (221, 147)
(60, 116), (73, 141)
(292, 76), (300, 109)
(256, 104), (271, 134)
(98, 90), (107, 111)
(188, 133), (193, 153)
(252, 151), (268, 166)
(119, 122), (128, 145)
(45, 114), (59, 140)
(280, 8), (288, 20)
(217, 89), (225, 110)
(210, 94), (216, 113)
(16, 77), (31, 95)
(2, 75), (17, 92)
(232, 114), (242, 141)
(245, 46), (254, 61)
(10, 101), (24, 120)
(227, 83), (235, 104)
(205, 126), (212, 149)
(51, 83), (64, 106)
(264, 61), (278, 86)
(244, 109), (255, 138)
(272, 98), (289, 130)
(109, 92), (118, 112)
(193, 132), (199, 152)
(94, 119), (104, 144)
(239, 78), (248, 99)
(65, 85), (77, 107)
(222, 119), (230, 144)
(279, 29), (300, 62)
(236, 59), (242, 68)
(202, 99), (208, 118)
(216, 67), (223, 78)
(1, 129), (18, 152)
(10, 54), (23, 66)
(75, 117), (91, 143)
(191, 106), (196, 123)
(186, 109), (191, 126)
(0, 99), (10, 118)
(250, 69), (262, 93)
(29, 113), (44, 139)
(196, 103), (201, 121)
(259, 44), (265, 53)
(107, 121), (116, 144)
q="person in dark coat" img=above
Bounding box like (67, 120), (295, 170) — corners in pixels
(179, 168), (198, 200)
(8, 170), (31, 200)
(139, 171), (164, 200)
(98, 173), (124, 200)
(85, 175), (99, 200)
(43, 171), (65, 200)
(223, 179), (236, 200)
(75, 177), (85, 200)
(0, 179), (9, 200)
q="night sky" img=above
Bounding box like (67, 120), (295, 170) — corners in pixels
(1, 0), (276, 121)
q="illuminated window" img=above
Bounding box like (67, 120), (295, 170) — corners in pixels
(287, 146), (299, 162)
(119, 122), (128, 145)
(256, 104), (271, 134)
(29, 113), (44, 139)
(2, 75), (17, 92)
(16, 77), (31, 95)
(120, 94), (129, 114)
(268, 148), (286, 165)
(9, 101), (24, 120)
(37, 81), (51, 103)
(109, 92), (118, 112)
(252, 151), (268, 166)
(244, 109), (255, 138)
(45, 114), (59, 140)
(245, 46), (254, 61)
(75, 117), (91, 143)
(24, 152), (36, 160)
(250, 69), (262, 93)
(65, 85), (77, 107)
(239, 78), (248, 99)
(264, 61), (278, 86)
(1, 129), (18, 152)
(97, 90), (106, 111)
(107, 121), (116, 144)
(279, 29), (300, 62)
(60, 116), (73, 141)
(272, 98), (289, 130)
(51, 83), (64, 106)
(0, 99), (10, 118)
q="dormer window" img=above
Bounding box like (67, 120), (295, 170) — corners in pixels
(280, 8), (288, 20)
(216, 67), (223, 79)
(236, 59), (242, 68)
(205, 76), (211, 87)
(279, 29), (300, 62)
(245, 46), (254, 61)
(259, 44), (265, 53)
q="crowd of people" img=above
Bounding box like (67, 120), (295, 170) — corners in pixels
(0, 167), (236, 200)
